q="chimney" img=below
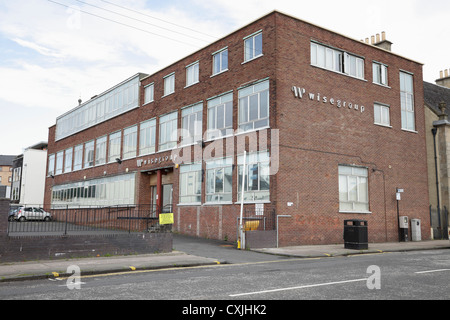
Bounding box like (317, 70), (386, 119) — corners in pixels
(436, 69), (450, 89)
(366, 31), (392, 51)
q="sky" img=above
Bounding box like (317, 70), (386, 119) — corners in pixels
(0, 0), (449, 155)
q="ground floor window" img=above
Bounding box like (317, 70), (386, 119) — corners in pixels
(237, 151), (270, 202)
(51, 173), (136, 207)
(179, 163), (202, 204)
(338, 165), (369, 213)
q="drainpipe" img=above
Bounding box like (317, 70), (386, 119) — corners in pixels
(431, 127), (442, 238)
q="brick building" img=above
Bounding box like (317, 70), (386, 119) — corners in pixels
(44, 11), (430, 246)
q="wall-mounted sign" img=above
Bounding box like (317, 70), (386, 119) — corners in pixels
(137, 154), (176, 168)
(292, 86), (365, 114)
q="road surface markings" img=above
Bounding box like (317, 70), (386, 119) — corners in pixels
(415, 269), (450, 274)
(229, 278), (368, 297)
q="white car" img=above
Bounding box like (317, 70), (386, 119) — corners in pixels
(14, 207), (52, 222)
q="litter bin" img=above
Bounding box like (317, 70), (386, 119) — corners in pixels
(344, 220), (368, 250)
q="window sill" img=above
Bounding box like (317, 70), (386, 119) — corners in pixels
(401, 128), (418, 134)
(177, 203), (202, 207)
(310, 64), (367, 82)
(234, 200), (271, 205)
(339, 211), (372, 214)
(210, 69), (229, 78)
(242, 54), (264, 65)
(374, 123), (392, 129)
(204, 202), (233, 206)
(235, 126), (270, 136)
(372, 82), (391, 89)
(184, 81), (199, 89)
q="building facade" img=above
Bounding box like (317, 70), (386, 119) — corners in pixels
(44, 11), (430, 246)
(0, 155), (15, 198)
(11, 142), (48, 206)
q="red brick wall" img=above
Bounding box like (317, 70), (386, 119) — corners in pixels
(44, 12), (430, 246)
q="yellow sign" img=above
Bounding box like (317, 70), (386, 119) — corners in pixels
(159, 213), (174, 225)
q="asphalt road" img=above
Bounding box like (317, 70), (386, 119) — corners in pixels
(0, 243), (448, 303)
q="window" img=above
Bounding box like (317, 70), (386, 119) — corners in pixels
(95, 136), (107, 165)
(64, 148), (73, 173)
(206, 157), (233, 203)
(55, 151), (64, 175)
(213, 48), (228, 75)
(108, 131), (122, 163)
(186, 62), (199, 87)
(144, 83), (154, 104)
(311, 42), (364, 79)
(164, 73), (175, 96)
(123, 125), (137, 159)
(400, 72), (415, 131)
(48, 154), (55, 176)
(181, 103), (203, 146)
(179, 163), (202, 204)
(84, 140), (95, 168)
(339, 165), (369, 213)
(51, 173), (136, 207)
(73, 144), (83, 171)
(207, 92), (233, 140)
(237, 152), (270, 202)
(373, 62), (388, 86)
(159, 111), (178, 151)
(374, 103), (390, 127)
(139, 119), (156, 155)
(244, 31), (263, 62)
(238, 80), (269, 132)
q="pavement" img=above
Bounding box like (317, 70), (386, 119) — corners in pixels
(0, 239), (449, 283)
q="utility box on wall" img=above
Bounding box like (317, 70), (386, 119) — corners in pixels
(411, 219), (421, 242)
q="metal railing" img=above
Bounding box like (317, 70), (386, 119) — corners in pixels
(7, 204), (172, 236)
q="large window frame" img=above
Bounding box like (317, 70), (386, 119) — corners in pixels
(374, 103), (390, 127)
(338, 165), (369, 213)
(237, 151), (270, 202)
(164, 73), (175, 97)
(108, 131), (122, 163)
(400, 71), (415, 132)
(84, 140), (95, 168)
(373, 62), (388, 86)
(186, 61), (199, 87)
(206, 157), (233, 203)
(95, 136), (107, 166)
(212, 47), (228, 75)
(181, 103), (203, 146)
(179, 163), (202, 204)
(73, 144), (83, 171)
(159, 111), (178, 151)
(238, 80), (269, 132)
(139, 118), (156, 156)
(207, 92), (233, 140)
(64, 147), (73, 173)
(244, 31), (263, 62)
(123, 125), (138, 160)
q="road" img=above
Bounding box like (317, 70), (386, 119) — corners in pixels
(0, 241), (449, 303)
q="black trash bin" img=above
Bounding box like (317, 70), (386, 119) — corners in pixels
(344, 220), (368, 250)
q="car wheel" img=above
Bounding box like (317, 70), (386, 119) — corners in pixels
(19, 217), (26, 222)
(44, 217), (51, 222)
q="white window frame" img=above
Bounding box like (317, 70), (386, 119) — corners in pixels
(374, 103), (391, 127)
(48, 154), (55, 176)
(237, 152), (270, 203)
(108, 131), (122, 163)
(186, 61), (199, 87)
(64, 147), (73, 173)
(95, 136), (107, 166)
(164, 73), (175, 96)
(159, 111), (178, 151)
(212, 47), (228, 75)
(144, 83), (154, 105)
(338, 165), (369, 213)
(244, 31), (263, 62)
(400, 71), (415, 132)
(84, 140), (95, 168)
(123, 125), (138, 160)
(139, 118), (156, 156)
(238, 79), (270, 132)
(206, 157), (233, 203)
(179, 163), (202, 204)
(373, 62), (388, 86)
(55, 151), (64, 175)
(73, 144), (83, 171)
(181, 102), (203, 146)
(207, 92), (233, 140)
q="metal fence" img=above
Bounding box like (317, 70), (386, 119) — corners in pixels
(237, 207), (276, 232)
(7, 204), (172, 236)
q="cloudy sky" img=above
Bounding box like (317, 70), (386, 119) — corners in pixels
(0, 0), (449, 155)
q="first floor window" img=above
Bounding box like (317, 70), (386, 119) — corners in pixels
(95, 136), (107, 165)
(73, 144), (83, 171)
(108, 131), (121, 163)
(123, 125), (137, 159)
(181, 103), (202, 146)
(64, 147), (73, 173)
(206, 157), (233, 203)
(374, 103), (390, 126)
(55, 151), (63, 175)
(237, 151), (270, 202)
(48, 154), (55, 176)
(139, 119), (156, 155)
(207, 92), (233, 140)
(238, 80), (269, 132)
(179, 163), (202, 204)
(159, 111), (178, 151)
(338, 165), (369, 213)
(84, 140), (95, 168)
(373, 62), (388, 86)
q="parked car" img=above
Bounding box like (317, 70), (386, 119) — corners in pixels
(12, 207), (52, 222)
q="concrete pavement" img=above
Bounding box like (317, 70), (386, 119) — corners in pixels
(0, 239), (448, 283)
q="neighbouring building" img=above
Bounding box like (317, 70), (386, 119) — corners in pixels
(44, 11), (430, 246)
(11, 142), (48, 206)
(0, 155), (15, 198)
(424, 70), (450, 239)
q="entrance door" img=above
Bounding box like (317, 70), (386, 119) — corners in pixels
(162, 184), (173, 213)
